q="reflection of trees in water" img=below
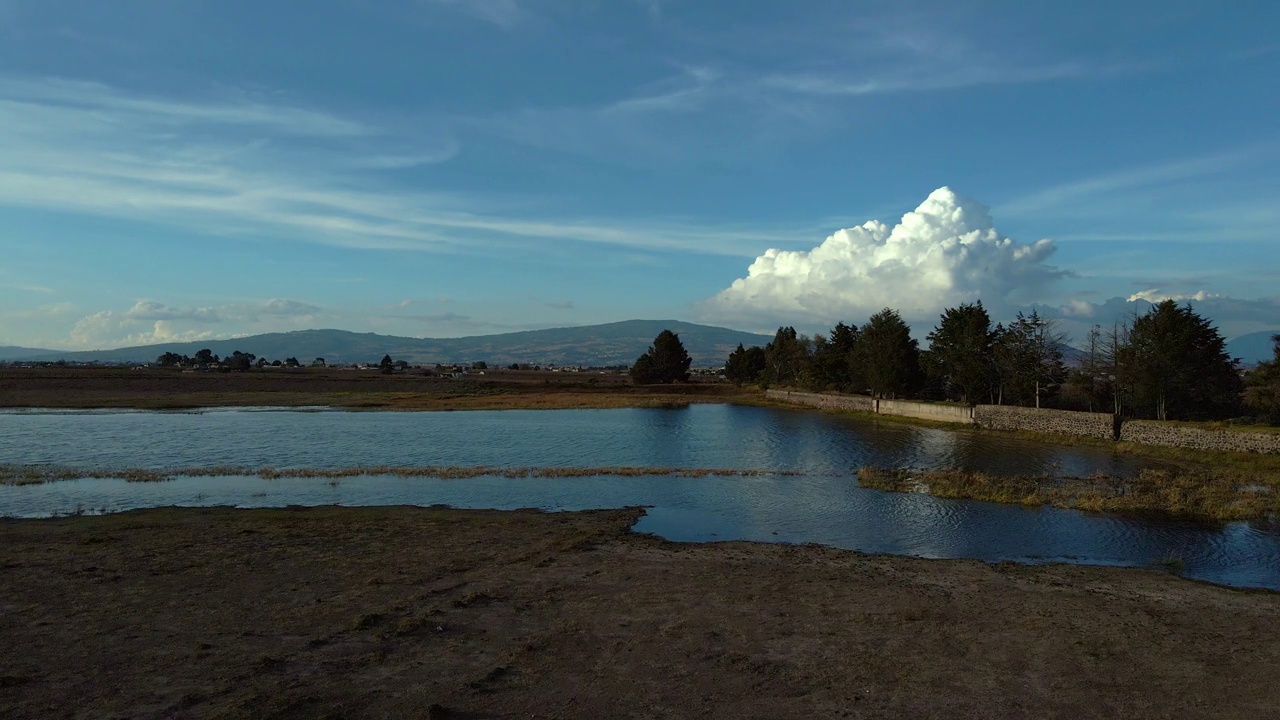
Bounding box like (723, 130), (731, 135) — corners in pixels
(950, 432), (1055, 476)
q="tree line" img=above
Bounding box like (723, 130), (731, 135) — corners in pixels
(157, 349), (313, 371)
(723, 300), (1277, 424)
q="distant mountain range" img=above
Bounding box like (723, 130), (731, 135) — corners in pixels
(7, 323), (1274, 368)
(1226, 331), (1279, 366)
(0, 320), (772, 367)
(0, 346), (55, 360)
(1056, 332), (1279, 368)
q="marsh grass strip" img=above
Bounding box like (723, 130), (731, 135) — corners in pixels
(0, 464), (805, 486)
(857, 467), (1280, 522)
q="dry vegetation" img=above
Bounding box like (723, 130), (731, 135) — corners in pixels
(858, 466), (1280, 521)
(1, 505), (1277, 719)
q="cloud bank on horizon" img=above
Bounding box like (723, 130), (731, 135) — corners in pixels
(704, 187), (1065, 329)
(69, 300), (326, 349)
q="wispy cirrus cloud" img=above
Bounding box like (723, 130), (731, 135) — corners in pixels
(995, 142), (1280, 245)
(602, 66), (721, 115)
(419, 0), (524, 29)
(464, 13), (1119, 167)
(0, 279), (54, 294)
(661, 10), (1119, 105)
(0, 74), (806, 257)
(1, 76), (373, 137)
(999, 144), (1279, 218)
(761, 61), (1086, 96)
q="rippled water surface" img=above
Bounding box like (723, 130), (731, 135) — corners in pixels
(2, 404), (1277, 589)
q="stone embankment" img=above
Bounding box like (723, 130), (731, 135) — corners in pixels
(1120, 420), (1280, 454)
(766, 389), (1280, 454)
(973, 405), (1116, 441)
(765, 390), (875, 414)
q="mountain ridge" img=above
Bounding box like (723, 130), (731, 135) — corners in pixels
(0, 320), (772, 367)
(1226, 331), (1280, 366)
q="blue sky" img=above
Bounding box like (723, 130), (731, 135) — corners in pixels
(1, 0), (1277, 349)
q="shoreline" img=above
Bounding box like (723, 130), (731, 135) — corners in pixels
(0, 366), (753, 411)
(0, 391), (744, 412)
(2, 505), (1277, 718)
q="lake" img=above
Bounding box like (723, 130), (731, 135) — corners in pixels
(2, 404), (1277, 589)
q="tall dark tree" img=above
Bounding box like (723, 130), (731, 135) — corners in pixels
(923, 302), (995, 404)
(856, 308), (921, 398)
(1059, 324), (1122, 413)
(1244, 335), (1280, 425)
(811, 321), (860, 391)
(193, 348), (217, 365)
(630, 330), (692, 384)
(379, 354), (395, 375)
(723, 343), (766, 384)
(1119, 300), (1241, 420)
(762, 326), (811, 387)
(1076, 324), (1109, 411)
(995, 310), (1067, 408)
(1102, 316), (1135, 415)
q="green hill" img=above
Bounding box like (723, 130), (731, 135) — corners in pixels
(0, 346), (60, 361)
(10, 320), (771, 367)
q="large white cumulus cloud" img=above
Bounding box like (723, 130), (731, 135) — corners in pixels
(703, 187), (1064, 328)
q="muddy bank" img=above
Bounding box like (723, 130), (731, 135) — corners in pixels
(1, 506), (1278, 719)
(0, 367), (746, 410)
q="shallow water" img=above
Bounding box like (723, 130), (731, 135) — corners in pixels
(2, 405), (1277, 589)
(0, 403), (1149, 476)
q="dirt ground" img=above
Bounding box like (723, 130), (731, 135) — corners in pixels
(0, 367), (745, 410)
(1, 507), (1277, 719)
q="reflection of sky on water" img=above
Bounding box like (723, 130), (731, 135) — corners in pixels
(3, 472), (1278, 591)
(0, 405), (1273, 590)
(0, 404), (1152, 478)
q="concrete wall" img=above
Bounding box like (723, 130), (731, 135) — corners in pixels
(974, 405), (1116, 441)
(765, 390), (972, 423)
(1119, 420), (1280, 454)
(878, 398), (974, 424)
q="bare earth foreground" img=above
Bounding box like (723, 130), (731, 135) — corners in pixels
(2, 507), (1278, 719)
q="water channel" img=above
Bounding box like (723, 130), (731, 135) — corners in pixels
(2, 404), (1277, 589)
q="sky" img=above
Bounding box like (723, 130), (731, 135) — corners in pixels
(0, 0), (1277, 350)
